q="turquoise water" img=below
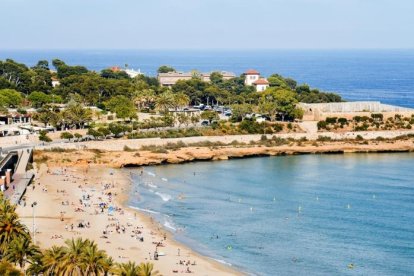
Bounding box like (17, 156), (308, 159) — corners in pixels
(1, 49), (414, 107)
(127, 153), (414, 276)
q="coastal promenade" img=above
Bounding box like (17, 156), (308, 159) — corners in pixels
(3, 148), (34, 204)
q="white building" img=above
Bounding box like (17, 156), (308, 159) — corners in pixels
(124, 68), (143, 78)
(253, 78), (270, 92)
(244, 69), (260, 86)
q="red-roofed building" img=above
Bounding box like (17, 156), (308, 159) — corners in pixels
(244, 69), (261, 86)
(253, 78), (270, 92)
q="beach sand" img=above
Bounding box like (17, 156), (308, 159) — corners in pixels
(16, 163), (241, 275)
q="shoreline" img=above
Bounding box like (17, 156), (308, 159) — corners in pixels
(119, 169), (245, 275)
(33, 139), (414, 168)
(16, 164), (242, 275)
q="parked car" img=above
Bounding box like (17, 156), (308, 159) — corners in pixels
(201, 120), (209, 126)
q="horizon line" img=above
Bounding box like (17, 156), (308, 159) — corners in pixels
(1, 47), (414, 52)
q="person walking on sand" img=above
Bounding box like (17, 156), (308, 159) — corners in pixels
(178, 248), (180, 256)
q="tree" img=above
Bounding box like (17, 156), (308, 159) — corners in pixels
(74, 133), (83, 141)
(0, 197), (30, 255)
(81, 240), (109, 276)
(273, 89), (299, 121)
(173, 92), (190, 110)
(106, 96), (137, 120)
(157, 65), (176, 74)
(63, 101), (93, 129)
(200, 110), (219, 124)
(0, 260), (22, 276)
(0, 89), (23, 108)
(38, 130), (52, 142)
(209, 72), (224, 85)
(137, 262), (160, 276)
(60, 132), (74, 141)
(40, 246), (65, 275)
(155, 92), (175, 113)
(108, 123), (128, 137)
(230, 103), (253, 122)
(4, 236), (40, 270)
(114, 261), (141, 276)
(28, 91), (62, 108)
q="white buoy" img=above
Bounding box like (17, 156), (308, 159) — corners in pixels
(273, 197), (276, 201)
(250, 207), (253, 212)
(347, 204), (351, 209)
(298, 206), (302, 213)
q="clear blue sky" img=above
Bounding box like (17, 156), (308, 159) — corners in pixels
(1, 0), (413, 49)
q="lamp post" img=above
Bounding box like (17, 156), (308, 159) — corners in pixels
(31, 201), (37, 244)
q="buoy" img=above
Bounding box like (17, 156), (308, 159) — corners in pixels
(298, 206), (302, 213)
(347, 204), (351, 209)
(250, 207), (253, 212)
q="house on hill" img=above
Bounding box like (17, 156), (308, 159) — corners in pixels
(158, 71), (236, 87)
(253, 78), (270, 92)
(244, 69), (269, 92)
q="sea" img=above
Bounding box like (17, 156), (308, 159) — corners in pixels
(128, 154), (414, 276)
(1, 49), (414, 107)
(2, 50), (414, 275)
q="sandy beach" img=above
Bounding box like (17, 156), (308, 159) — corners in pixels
(16, 163), (241, 275)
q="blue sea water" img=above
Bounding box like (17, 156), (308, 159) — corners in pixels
(127, 153), (414, 276)
(1, 49), (414, 107)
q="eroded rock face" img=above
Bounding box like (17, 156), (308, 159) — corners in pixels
(35, 141), (414, 169)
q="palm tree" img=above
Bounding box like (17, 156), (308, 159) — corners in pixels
(102, 256), (115, 276)
(155, 92), (175, 114)
(4, 236), (40, 270)
(0, 212), (30, 255)
(173, 92), (190, 110)
(82, 241), (110, 276)
(41, 245), (65, 275)
(137, 262), (160, 276)
(113, 261), (141, 276)
(59, 238), (88, 275)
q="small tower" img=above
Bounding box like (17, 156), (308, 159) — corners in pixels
(244, 69), (260, 86)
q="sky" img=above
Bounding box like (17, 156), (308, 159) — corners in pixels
(1, 0), (413, 50)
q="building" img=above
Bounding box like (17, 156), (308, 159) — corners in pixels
(109, 66), (143, 78)
(244, 69), (261, 86)
(244, 70), (270, 92)
(51, 77), (60, 87)
(253, 78), (270, 92)
(299, 101), (414, 121)
(124, 68), (143, 78)
(158, 71), (236, 87)
(0, 113), (31, 125)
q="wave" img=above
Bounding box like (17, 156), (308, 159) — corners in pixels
(212, 258), (233, 267)
(161, 177), (168, 182)
(147, 172), (156, 177)
(163, 221), (177, 231)
(155, 192), (172, 202)
(128, 206), (160, 215)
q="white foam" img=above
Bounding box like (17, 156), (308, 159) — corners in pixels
(129, 206), (160, 215)
(147, 172), (156, 177)
(155, 192), (172, 202)
(163, 221), (177, 231)
(161, 177), (168, 182)
(213, 258), (233, 267)
(147, 183), (158, 189)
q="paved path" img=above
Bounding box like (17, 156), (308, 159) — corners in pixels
(3, 148), (35, 204)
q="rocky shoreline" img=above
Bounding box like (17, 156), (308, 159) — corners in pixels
(34, 139), (414, 168)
